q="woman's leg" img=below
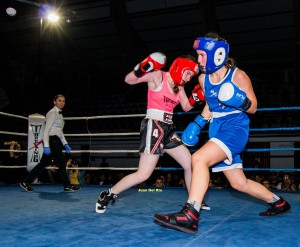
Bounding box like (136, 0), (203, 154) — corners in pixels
(224, 168), (291, 216)
(96, 153), (160, 213)
(224, 168), (275, 202)
(153, 141), (227, 234)
(188, 141), (227, 205)
(111, 153), (160, 194)
(165, 145), (192, 192)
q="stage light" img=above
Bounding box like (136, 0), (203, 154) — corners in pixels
(64, 10), (76, 24)
(6, 7), (17, 17)
(47, 12), (59, 22)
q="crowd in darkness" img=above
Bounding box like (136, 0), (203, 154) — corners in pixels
(0, 141), (299, 193)
(77, 169), (300, 193)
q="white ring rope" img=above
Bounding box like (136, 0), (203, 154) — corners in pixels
(70, 150), (138, 153)
(0, 149), (138, 153)
(63, 114), (145, 120)
(0, 111), (28, 120)
(64, 132), (140, 137)
(0, 149), (27, 153)
(0, 131), (27, 136)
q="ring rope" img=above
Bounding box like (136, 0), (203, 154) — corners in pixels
(1, 106), (300, 120)
(1, 126), (299, 138)
(64, 132), (140, 137)
(0, 149), (27, 153)
(1, 166), (300, 172)
(63, 114), (145, 121)
(1, 147), (300, 154)
(0, 111), (28, 120)
(0, 131), (27, 136)
(174, 106), (300, 116)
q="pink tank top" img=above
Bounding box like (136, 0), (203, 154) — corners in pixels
(147, 72), (180, 113)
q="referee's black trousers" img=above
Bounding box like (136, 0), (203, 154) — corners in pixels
(25, 136), (70, 187)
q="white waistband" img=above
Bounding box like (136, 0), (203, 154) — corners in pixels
(146, 109), (173, 124)
(212, 110), (241, 118)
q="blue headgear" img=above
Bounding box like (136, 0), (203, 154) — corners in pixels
(193, 37), (230, 74)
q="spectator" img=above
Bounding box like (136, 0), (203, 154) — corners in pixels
(66, 158), (80, 186)
(47, 159), (59, 184)
(154, 177), (165, 187)
(165, 173), (174, 187)
(261, 178), (271, 190)
(1, 141), (26, 183)
(4, 141), (26, 166)
(99, 174), (108, 185)
(277, 173), (297, 191)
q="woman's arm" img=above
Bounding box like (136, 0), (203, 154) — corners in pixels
(125, 70), (163, 90)
(178, 86), (194, 112)
(233, 69), (258, 114)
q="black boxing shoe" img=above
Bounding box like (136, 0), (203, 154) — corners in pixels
(259, 197), (291, 216)
(154, 203), (199, 234)
(20, 182), (33, 192)
(64, 185), (81, 192)
(201, 201), (211, 211)
(95, 189), (119, 213)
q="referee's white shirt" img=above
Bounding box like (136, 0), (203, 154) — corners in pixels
(43, 106), (67, 147)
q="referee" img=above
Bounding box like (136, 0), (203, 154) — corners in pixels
(20, 94), (80, 192)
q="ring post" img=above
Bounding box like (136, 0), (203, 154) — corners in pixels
(27, 113), (45, 171)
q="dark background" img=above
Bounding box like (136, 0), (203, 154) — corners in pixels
(0, 0), (299, 117)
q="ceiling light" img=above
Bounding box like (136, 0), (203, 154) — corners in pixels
(6, 7), (17, 17)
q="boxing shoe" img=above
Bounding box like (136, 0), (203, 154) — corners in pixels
(201, 201), (211, 211)
(64, 185), (81, 192)
(154, 203), (199, 234)
(95, 189), (119, 213)
(259, 197), (291, 216)
(20, 182), (33, 192)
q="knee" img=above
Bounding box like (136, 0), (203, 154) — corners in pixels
(230, 180), (248, 192)
(181, 161), (192, 173)
(135, 171), (151, 184)
(191, 154), (208, 169)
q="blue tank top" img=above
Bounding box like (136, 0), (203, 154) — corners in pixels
(204, 67), (240, 113)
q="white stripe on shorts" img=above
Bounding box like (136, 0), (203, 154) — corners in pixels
(210, 137), (233, 165)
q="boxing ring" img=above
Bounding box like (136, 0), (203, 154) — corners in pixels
(0, 107), (300, 247)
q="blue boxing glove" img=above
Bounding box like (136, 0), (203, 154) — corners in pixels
(181, 115), (207, 146)
(43, 147), (51, 155)
(218, 82), (251, 111)
(65, 144), (71, 153)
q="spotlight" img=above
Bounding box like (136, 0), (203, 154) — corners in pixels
(47, 12), (59, 22)
(6, 7), (17, 17)
(64, 10), (76, 24)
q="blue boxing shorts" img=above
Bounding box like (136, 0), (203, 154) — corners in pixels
(208, 112), (250, 172)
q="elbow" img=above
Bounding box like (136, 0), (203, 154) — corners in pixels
(124, 73), (137, 85)
(247, 108), (257, 114)
(182, 104), (193, 112)
(247, 102), (257, 114)
(124, 75), (131, 85)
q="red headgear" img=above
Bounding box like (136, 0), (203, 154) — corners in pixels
(169, 58), (199, 86)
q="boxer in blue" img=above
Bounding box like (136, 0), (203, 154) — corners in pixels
(154, 32), (291, 234)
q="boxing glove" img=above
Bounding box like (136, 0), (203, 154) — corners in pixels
(181, 115), (207, 146)
(189, 84), (205, 107)
(43, 147), (51, 155)
(65, 144), (71, 153)
(134, 52), (166, 77)
(218, 82), (251, 111)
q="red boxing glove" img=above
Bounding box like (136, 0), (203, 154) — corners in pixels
(134, 52), (166, 77)
(189, 84), (205, 107)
